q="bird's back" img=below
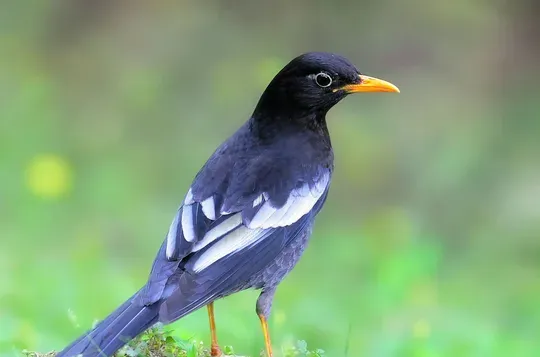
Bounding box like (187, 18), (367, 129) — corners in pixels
(191, 119), (334, 213)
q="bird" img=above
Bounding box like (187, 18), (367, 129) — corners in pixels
(57, 52), (399, 357)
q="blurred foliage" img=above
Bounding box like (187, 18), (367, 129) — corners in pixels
(1, 1), (540, 356)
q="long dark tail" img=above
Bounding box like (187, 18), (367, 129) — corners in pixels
(57, 291), (161, 357)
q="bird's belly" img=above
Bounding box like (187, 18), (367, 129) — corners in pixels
(244, 223), (314, 291)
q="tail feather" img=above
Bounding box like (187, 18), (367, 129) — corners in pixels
(58, 292), (160, 357)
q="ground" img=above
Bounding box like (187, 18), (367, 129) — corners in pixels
(26, 326), (325, 357)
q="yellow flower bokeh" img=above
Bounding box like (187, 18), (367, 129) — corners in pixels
(25, 154), (73, 199)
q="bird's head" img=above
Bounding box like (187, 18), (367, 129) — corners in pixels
(253, 52), (399, 121)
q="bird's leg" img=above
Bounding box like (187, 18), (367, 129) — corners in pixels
(207, 302), (222, 356)
(258, 314), (273, 357)
(256, 288), (276, 357)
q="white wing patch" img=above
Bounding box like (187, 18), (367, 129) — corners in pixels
(247, 202), (279, 228)
(247, 170), (330, 229)
(192, 226), (271, 272)
(252, 193), (265, 207)
(181, 204), (196, 242)
(184, 188), (194, 205)
(201, 196), (216, 220)
(192, 213), (242, 252)
(166, 208), (181, 259)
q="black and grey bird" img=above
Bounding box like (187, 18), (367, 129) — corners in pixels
(57, 52), (399, 357)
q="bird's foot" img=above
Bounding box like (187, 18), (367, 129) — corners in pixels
(210, 344), (223, 357)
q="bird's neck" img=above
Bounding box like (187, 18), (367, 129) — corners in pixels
(249, 110), (331, 145)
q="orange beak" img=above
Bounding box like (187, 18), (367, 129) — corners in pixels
(337, 75), (400, 93)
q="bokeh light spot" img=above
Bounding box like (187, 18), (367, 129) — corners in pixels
(25, 154), (73, 199)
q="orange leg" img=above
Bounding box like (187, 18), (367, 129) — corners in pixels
(207, 303), (222, 356)
(258, 314), (273, 357)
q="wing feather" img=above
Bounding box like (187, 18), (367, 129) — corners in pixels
(142, 165), (331, 308)
(159, 207), (317, 323)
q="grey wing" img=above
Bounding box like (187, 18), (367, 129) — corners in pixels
(137, 168), (331, 313)
(158, 206), (319, 323)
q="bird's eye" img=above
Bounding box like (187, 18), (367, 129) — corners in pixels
(315, 73), (332, 88)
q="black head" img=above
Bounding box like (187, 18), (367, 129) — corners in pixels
(252, 52), (399, 122)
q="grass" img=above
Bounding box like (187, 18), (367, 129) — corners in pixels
(24, 325), (325, 357)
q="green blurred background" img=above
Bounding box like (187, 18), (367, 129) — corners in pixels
(1, 1), (540, 356)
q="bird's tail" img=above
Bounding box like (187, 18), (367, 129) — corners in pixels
(57, 291), (160, 357)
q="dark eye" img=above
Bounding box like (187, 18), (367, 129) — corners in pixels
(315, 73), (332, 88)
